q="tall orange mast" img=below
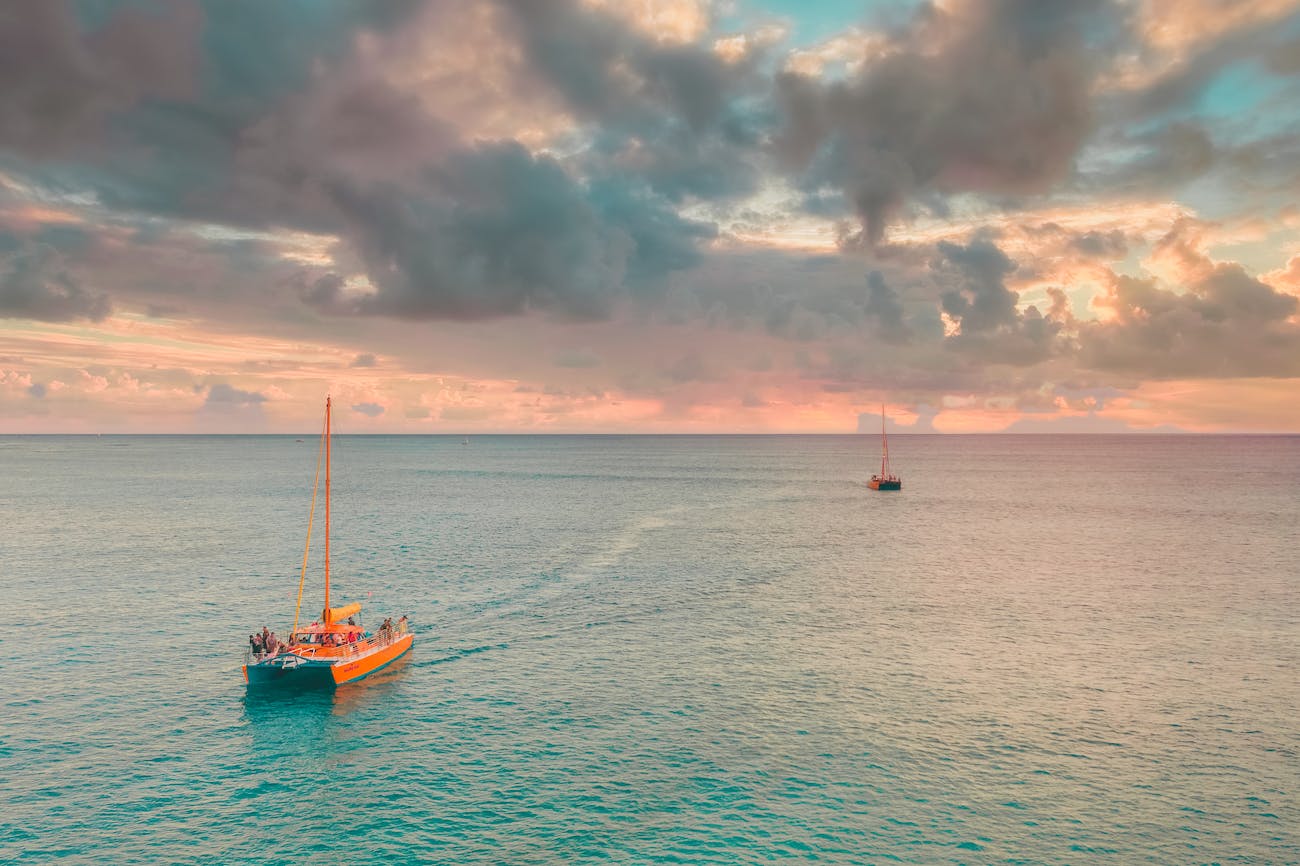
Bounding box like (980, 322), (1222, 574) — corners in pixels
(324, 395), (331, 621)
(880, 403), (890, 478)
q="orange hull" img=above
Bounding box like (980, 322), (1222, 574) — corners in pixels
(330, 632), (414, 685)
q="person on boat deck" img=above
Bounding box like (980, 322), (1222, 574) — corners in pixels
(249, 634), (261, 656)
(347, 616), (357, 626)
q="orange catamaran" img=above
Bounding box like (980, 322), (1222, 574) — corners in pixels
(243, 396), (413, 687)
(867, 403), (902, 491)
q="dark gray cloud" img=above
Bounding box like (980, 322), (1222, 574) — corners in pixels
(350, 353), (377, 368)
(865, 270), (912, 343)
(934, 238), (1066, 365)
(493, 0), (767, 203)
(0, 240), (110, 321)
(311, 142), (714, 320)
(0, 0), (430, 233)
(351, 402), (384, 417)
(28, 381), (46, 398)
(774, 0), (1128, 244)
(1081, 122), (1217, 193)
(0, 0), (200, 156)
(657, 246), (943, 347)
(937, 239), (1019, 333)
(1265, 33), (1300, 75)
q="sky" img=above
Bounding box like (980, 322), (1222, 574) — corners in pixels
(1, 0), (1298, 434)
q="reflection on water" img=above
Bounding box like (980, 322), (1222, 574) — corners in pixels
(242, 653), (415, 720)
(332, 653), (414, 714)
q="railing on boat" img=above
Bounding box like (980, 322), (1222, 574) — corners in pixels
(245, 620), (409, 664)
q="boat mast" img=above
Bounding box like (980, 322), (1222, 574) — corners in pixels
(324, 395), (331, 621)
(880, 403), (890, 478)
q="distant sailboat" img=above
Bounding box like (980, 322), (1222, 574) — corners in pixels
(462, 437), (469, 445)
(867, 404), (902, 491)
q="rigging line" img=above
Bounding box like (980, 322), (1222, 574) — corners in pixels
(292, 409), (328, 635)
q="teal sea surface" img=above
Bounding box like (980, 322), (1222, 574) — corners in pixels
(2, 435), (1297, 863)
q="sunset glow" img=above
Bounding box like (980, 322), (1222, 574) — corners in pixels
(2, 0), (1298, 433)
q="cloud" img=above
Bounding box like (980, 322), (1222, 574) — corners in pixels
(1070, 229), (1128, 260)
(0, 0), (200, 156)
(864, 271), (910, 342)
(554, 348), (600, 368)
(1001, 413), (1184, 433)
(28, 381), (46, 398)
(204, 383), (266, 407)
(936, 239), (1020, 333)
(440, 404), (497, 421)
(774, 0), (1128, 244)
(0, 240), (110, 321)
(1082, 122), (1217, 194)
(1079, 222), (1300, 377)
(665, 352), (711, 383)
(351, 401), (384, 417)
(0, 0), (1296, 434)
(312, 141), (715, 321)
(196, 381), (268, 430)
(934, 238), (1066, 365)
(494, 0), (766, 203)
(1117, 3), (1300, 117)
(1081, 265), (1300, 377)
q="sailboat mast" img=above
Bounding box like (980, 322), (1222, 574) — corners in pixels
(880, 403), (890, 477)
(324, 396), (331, 620)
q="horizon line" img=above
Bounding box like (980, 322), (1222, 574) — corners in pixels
(3, 431), (1298, 437)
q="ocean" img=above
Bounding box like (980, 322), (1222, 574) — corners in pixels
(2, 434), (1297, 864)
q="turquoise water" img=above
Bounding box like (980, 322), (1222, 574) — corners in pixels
(2, 435), (1297, 864)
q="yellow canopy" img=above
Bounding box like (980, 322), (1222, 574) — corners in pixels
(324, 602), (362, 623)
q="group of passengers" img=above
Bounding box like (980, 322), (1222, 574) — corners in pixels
(248, 615), (406, 659)
(290, 615), (366, 649)
(248, 626), (281, 658)
(314, 630), (363, 647)
(377, 616), (407, 639)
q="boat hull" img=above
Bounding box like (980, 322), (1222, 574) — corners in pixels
(330, 632), (414, 685)
(243, 655), (336, 688)
(868, 478), (902, 490)
(243, 633), (414, 689)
